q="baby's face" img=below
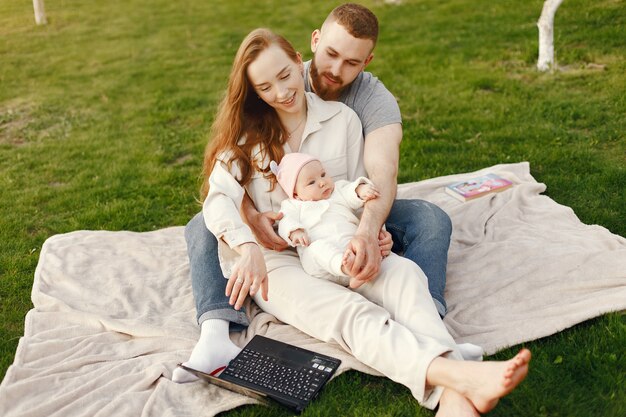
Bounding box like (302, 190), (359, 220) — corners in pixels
(293, 160), (335, 201)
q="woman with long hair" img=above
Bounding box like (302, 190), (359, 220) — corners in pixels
(175, 28), (530, 415)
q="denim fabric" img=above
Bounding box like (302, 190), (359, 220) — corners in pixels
(184, 212), (249, 330)
(385, 199), (452, 316)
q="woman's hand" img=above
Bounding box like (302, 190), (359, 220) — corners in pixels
(250, 210), (290, 250)
(240, 193), (289, 251)
(378, 229), (393, 258)
(226, 243), (269, 310)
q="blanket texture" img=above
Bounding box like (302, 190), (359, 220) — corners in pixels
(2, 162), (625, 416)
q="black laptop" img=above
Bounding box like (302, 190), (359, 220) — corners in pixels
(179, 335), (341, 413)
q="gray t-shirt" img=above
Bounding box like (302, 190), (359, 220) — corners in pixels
(304, 60), (402, 138)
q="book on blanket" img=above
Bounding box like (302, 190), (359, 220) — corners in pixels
(445, 173), (513, 202)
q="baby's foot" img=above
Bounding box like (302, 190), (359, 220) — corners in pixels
(172, 320), (241, 383)
(341, 251), (356, 276)
(459, 349), (531, 413)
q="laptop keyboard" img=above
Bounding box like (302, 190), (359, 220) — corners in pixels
(222, 347), (332, 401)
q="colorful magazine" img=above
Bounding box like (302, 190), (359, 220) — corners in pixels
(445, 173), (513, 202)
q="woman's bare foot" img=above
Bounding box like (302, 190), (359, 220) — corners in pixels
(436, 389), (479, 417)
(460, 349), (531, 413)
(428, 349), (531, 414)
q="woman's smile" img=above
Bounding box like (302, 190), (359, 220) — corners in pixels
(279, 92), (297, 106)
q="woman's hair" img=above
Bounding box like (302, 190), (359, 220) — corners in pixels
(200, 28), (300, 199)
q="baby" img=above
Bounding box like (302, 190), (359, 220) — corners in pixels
(270, 152), (379, 288)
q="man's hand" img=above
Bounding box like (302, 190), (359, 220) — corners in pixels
(342, 123), (401, 283)
(343, 233), (382, 282)
(226, 243), (269, 310)
(240, 193), (289, 251)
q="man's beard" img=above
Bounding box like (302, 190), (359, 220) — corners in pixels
(309, 58), (345, 100)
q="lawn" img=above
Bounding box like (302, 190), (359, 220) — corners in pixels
(1, 0), (624, 416)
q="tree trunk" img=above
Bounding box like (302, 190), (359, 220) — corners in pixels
(33, 0), (47, 25)
(537, 0), (564, 71)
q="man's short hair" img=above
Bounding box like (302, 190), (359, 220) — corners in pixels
(325, 3), (379, 45)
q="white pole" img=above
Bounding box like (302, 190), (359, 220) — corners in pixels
(537, 0), (564, 71)
(33, 0), (48, 25)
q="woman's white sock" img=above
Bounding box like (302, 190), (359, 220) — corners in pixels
(172, 319), (242, 383)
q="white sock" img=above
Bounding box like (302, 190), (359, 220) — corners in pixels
(172, 319), (242, 383)
(457, 343), (484, 361)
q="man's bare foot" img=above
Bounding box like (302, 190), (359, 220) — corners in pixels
(459, 349), (531, 413)
(436, 389), (479, 417)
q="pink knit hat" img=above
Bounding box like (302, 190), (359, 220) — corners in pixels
(269, 153), (319, 199)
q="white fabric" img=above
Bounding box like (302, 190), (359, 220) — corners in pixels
(278, 177), (369, 281)
(204, 95), (459, 408)
(255, 249), (459, 408)
(204, 92), (365, 276)
(1, 162), (625, 416)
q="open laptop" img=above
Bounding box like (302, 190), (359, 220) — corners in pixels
(179, 335), (341, 413)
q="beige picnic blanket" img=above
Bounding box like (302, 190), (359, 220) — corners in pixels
(1, 162), (625, 416)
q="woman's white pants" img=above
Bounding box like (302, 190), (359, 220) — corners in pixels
(254, 250), (463, 409)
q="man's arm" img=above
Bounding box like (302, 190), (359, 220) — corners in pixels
(346, 123), (402, 281)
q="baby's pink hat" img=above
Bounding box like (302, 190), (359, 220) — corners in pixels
(270, 153), (319, 199)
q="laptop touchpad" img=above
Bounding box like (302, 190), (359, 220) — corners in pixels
(279, 347), (311, 366)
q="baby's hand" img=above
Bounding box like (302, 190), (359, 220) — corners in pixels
(356, 183), (380, 201)
(289, 229), (310, 247)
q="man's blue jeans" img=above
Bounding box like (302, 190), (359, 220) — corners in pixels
(185, 198), (451, 327)
(385, 199), (450, 316)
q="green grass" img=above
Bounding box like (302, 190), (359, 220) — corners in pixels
(1, 0), (625, 415)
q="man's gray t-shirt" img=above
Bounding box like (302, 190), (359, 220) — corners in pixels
(303, 60), (402, 138)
